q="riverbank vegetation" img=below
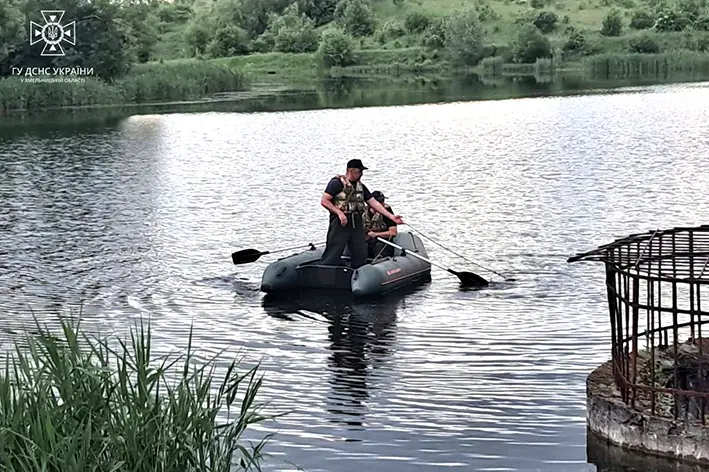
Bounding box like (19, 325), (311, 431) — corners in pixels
(0, 314), (272, 470)
(2, 0), (709, 110)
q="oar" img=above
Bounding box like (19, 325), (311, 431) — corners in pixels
(231, 242), (324, 265)
(376, 237), (488, 287)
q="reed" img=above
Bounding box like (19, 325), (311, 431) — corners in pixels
(585, 51), (709, 79)
(0, 313), (273, 471)
(120, 60), (247, 103)
(0, 61), (247, 111)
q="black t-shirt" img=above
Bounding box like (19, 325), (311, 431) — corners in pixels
(382, 207), (396, 228)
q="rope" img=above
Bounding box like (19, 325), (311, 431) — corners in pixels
(404, 222), (514, 281)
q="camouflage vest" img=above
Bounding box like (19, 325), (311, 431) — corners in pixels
(332, 177), (366, 214)
(364, 204), (392, 232)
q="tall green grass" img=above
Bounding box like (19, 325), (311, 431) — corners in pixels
(0, 61), (247, 112)
(586, 51), (709, 79)
(0, 314), (273, 471)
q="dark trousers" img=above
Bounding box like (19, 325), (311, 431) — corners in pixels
(320, 214), (368, 269)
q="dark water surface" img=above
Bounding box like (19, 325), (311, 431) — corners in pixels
(2, 78), (709, 472)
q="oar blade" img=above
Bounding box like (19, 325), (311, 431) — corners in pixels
(453, 270), (489, 287)
(231, 248), (265, 265)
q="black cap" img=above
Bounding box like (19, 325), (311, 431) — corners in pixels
(347, 159), (368, 170)
(371, 190), (385, 201)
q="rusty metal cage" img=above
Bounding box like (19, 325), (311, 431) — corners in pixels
(569, 225), (709, 424)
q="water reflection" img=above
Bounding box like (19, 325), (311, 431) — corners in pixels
(4, 72), (709, 142)
(262, 289), (415, 434)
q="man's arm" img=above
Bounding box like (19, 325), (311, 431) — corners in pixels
(321, 192), (343, 216)
(321, 178), (345, 216)
(366, 198), (404, 224)
(368, 223), (398, 239)
(366, 206), (398, 239)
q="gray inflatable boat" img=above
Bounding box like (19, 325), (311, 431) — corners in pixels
(260, 231), (432, 297)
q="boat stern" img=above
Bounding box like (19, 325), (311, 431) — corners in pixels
(260, 248), (323, 293)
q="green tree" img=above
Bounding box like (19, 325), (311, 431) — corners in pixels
(184, 19), (213, 56)
(512, 24), (552, 63)
(262, 4), (320, 53)
(207, 25), (250, 57)
(120, 4), (161, 63)
(444, 7), (485, 65)
(601, 8), (623, 36)
(297, 0), (339, 26)
(335, 0), (376, 37)
(318, 26), (356, 67)
(0, 0), (24, 70)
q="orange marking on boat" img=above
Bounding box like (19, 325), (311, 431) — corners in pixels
(386, 268), (402, 276)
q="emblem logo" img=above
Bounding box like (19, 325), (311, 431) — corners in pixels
(30, 10), (76, 56)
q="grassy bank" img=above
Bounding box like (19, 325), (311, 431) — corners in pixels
(0, 314), (272, 470)
(0, 61), (246, 112)
(3, 0), (709, 111)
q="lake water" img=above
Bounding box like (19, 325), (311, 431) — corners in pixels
(2, 76), (709, 472)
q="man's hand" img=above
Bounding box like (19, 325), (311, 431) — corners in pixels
(391, 215), (404, 225)
(338, 211), (348, 226)
(367, 230), (376, 240)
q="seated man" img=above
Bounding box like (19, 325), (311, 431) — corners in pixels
(363, 190), (398, 259)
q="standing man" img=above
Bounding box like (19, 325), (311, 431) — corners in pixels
(320, 159), (404, 269)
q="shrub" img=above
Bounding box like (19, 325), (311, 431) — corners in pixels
(260, 4), (320, 52)
(184, 20), (213, 56)
(512, 24), (552, 62)
(601, 9), (623, 36)
(207, 25), (251, 57)
(677, 0), (702, 21)
(375, 19), (406, 43)
(531, 0), (546, 8)
(562, 28), (587, 54)
(630, 10), (654, 29)
(443, 7), (486, 65)
(655, 9), (691, 31)
(534, 11), (559, 32)
(628, 33), (660, 52)
(422, 17), (446, 48)
(335, 0), (376, 36)
(296, 0), (339, 26)
(318, 27), (357, 66)
(476, 3), (500, 21)
(0, 314), (272, 471)
(384, 19), (407, 38)
(155, 3), (193, 23)
(514, 9), (538, 24)
(404, 11), (431, 33)
(696, 15), (709, 30)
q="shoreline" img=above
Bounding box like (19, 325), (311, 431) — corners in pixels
(2, 49), (709, 115)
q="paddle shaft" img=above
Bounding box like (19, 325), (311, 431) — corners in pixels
(260, 242), (325, 256)
(231, 241), (325, 265)
(376, 237), (443, 269)
(376, 237), (488, 286)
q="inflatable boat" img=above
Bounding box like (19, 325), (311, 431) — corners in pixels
(260, 231), (432, 297)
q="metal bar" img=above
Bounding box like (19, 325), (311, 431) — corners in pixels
(634, 229), (659, 270)
(631, 274), (640, 408)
